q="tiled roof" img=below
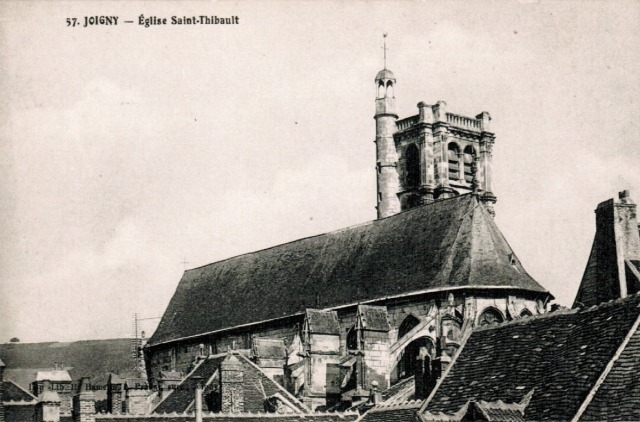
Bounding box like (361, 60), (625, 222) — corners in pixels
(466, 400), (527, 422)
(422, 294), (640, 421)
(2, 380), (37, 402)
(421, 398), (527, 422)
(580, 313), (640, 420)
(381, 377), (415, 403)
(153, 353), (309, 415)
(359, 401), (422, 422)
(150, 195), (548, 346)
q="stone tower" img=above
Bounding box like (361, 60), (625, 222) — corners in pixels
(374, 68), (402, 219)
(373, 69), (497, 219)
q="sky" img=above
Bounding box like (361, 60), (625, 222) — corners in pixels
(1, 1), (638, 343)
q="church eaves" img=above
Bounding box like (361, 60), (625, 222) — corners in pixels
(149, 195), (550, 347)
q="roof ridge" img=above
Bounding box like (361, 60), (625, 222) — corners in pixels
(473, 292), (640, 334)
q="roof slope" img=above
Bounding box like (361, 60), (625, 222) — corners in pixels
(2, 380), (37, 402)
(581, 315), (640, 420)
(150, 195), (548, 346)
(422, 294), (640, 421)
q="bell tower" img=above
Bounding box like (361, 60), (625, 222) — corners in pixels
(374, 36), (401, 219)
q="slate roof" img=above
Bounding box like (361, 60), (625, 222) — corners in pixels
(153, 353), (309, 415)
(580, 317), (640, 420)
(2, 380), (37, 402)
(150, 195), (549, 346)
(306, 310), (341, 335)
(358, 306), (390, 332)
(421, 293), (640, 421)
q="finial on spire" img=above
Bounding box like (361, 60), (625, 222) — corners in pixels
(383, 33), (388, 69)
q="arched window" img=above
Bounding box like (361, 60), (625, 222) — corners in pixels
(386, 80), (394, 98)
(377, 82), (385, 99)
(463, 146), (476, 183)
(478, 308), (505, 326)
(448, 143), (461, 182)
(405, 144), (421, 188)
(520, 309), (533, 318)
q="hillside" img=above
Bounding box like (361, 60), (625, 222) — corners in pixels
(0, 339), (135, 396)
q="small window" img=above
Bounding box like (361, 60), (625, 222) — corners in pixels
(448, 143), (460, 181)
(346, 326), (358, 351)
(463, 146), (476, 183)
(478, 308), (505, 326)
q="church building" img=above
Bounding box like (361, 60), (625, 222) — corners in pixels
(145, 66), (553, 410)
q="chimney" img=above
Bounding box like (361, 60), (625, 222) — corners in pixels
(220, 354), (244, 413)
(72, 378), (95, 422)
(36, 388), (61, 422)
(575, 190), (640, 307)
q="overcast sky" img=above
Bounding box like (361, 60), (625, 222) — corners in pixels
(1, 1), (638, 343)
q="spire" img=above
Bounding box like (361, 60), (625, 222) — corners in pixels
(383, 33), (388, 69)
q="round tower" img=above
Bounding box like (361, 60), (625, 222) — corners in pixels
(374, 68), (401, 219)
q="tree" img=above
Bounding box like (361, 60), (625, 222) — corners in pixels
(9, 337), (19, 343)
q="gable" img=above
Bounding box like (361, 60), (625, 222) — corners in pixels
(150, 195), (548, 346)
(153, 353), (308, 415)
